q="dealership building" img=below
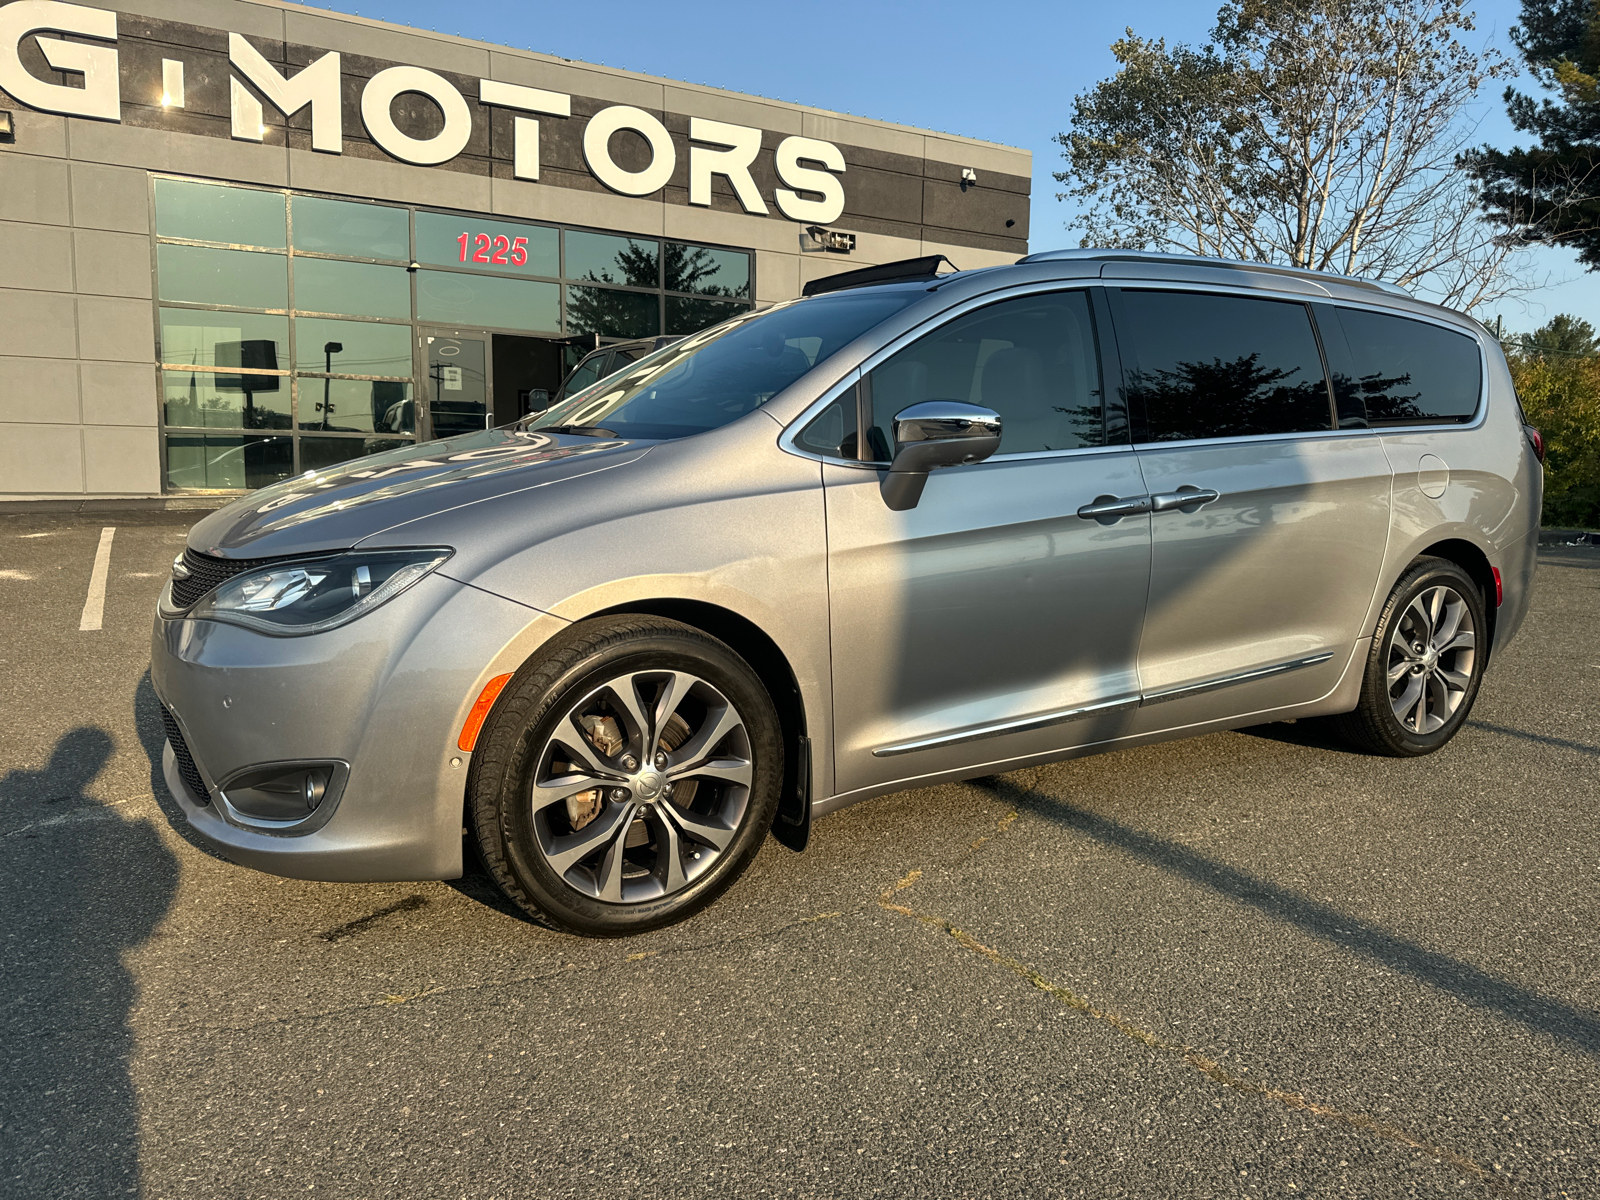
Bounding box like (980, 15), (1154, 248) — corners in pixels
(0, 0), (1031, 503)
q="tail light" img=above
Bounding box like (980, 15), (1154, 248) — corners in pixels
(1491, 566), (1503, 607)
(1525, 425), (1546, 464)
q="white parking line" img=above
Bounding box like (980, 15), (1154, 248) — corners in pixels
(78, 526), (116, 631)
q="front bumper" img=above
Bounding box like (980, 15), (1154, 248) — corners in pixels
(151, 571), (550, 882)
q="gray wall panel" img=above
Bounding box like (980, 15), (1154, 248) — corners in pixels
(81, 360), (159, 425)
(0, 357), (82, 423)
(77, 295), (156, 363)
(74, 228), (154, 298)
(0, 288), (78, 359)
(70, 162), (151, 233)
(0, 154), (71, 226)
(0, 221), (74, 292)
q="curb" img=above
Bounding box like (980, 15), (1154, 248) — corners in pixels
(1540, 528), (1600, 547)
(0, 497), (234, 515)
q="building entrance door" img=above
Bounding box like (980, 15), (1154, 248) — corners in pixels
(422, 330), (493, 441)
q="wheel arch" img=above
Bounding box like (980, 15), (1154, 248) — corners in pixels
(1414, 537), (1498, 659)
(585, 598), (812, 849)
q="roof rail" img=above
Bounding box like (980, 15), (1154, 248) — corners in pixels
(1018, 248), (1409, 297)
(802, 255), (956, 297)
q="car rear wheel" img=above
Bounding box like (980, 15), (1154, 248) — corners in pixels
(1332, 557), (1487, 757)
(467, 615), (781, 936)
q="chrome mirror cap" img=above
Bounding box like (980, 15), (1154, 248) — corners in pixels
(881, 402), (1002, 511)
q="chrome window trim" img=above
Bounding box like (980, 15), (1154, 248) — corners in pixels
(777, 279), (1114, 466)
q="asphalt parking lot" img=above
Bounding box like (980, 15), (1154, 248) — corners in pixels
(2, 509), (1597, 1199)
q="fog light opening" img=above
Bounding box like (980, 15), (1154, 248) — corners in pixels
(218, 761), (346, 823)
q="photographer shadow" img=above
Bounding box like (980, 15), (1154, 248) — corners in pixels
(0, 726), (178, 1199)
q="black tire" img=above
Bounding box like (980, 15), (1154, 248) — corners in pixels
(467, 615), (782, 936)
(1332, 557), (1488, 757)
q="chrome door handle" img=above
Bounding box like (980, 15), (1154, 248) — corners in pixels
(1150, 487), (1220, 512)
(1077, 494), (1154, 520)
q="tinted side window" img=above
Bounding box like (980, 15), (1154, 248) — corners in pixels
(1331, 308), (1482, 425)
(795, 385), (860, 459)
(1114, 290), (1334, 441)
(864, 290), (1104, 460)
(561, 353), (609, 398)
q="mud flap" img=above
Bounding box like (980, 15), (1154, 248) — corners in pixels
(771, 734), (811, 853)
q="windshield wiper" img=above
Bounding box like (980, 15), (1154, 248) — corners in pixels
(537, 424), (618, 438)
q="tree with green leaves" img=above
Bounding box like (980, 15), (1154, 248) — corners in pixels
(1465, 1), (1600, 266)
(1507, 314), (1600, 525)
(1057, 0), (1526, 310)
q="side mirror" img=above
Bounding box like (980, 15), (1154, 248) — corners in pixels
(880, 401), (1002, 511)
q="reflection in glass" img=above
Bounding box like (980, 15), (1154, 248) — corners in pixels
(155, 178), (286, 247)
(417, 271), (559, 331)
(297, 377), (414, 434)
(163, 369), (290, 430)
(292, 196), (409, 260)
(415, 212), (559, 276)
(867, 290), (1105, 457)
(665, 244), (751, 298)
(426, 335), (487, 439)
(565, 231), (659, 287)
(1116, 291), (1333, 441)
(293, 258), (411, 319)
(158, 244), (287, 310)
(567, 286), (660, 339)
(299, 436), (410, 474)
(666, 295), (747, 335)
(160, 309), (287, 367)
(1332, 308), (1482, 425)
(164, 433), (293, 490)
(294, 318), (413, 377)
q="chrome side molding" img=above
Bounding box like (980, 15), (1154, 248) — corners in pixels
(1138, 652), (1335, 705)
(872, 694), (1142, 757)
(870, 652), (1335, 758)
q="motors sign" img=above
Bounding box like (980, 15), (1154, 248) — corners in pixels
(0, 0), (849, 223)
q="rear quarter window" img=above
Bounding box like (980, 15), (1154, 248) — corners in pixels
(1331, 308), (1482, 425)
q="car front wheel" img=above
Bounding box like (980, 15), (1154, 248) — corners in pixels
(468, 615), (781, 936)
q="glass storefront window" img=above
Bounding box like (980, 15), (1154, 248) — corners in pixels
(153, 177), (755, 490)
(299, 436), (412, 473)
(567, 285), (660, 339)
(292, 196), (409, 260)
(565, 231), (659, 288)
(415, 212), (559, 277)
(160, 309), (288, 368)
(164, 433), (295, 490)
(666, 295), (748, 335)
(162, 369), (291, 430)
(293, 258), (411, 320)
(417, 271), (560, 332)
(666, 244), (751, 298)
(297, 378), (414, 434)
(158, 244), (287, 310)
(155, 178), (286, 247)
(293, 317), (413, 377)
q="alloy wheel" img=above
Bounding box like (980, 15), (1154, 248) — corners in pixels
(1386, 584), (1476, 736)
(528, 670), (753, 904)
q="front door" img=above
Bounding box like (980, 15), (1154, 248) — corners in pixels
(423, 330), (491, 440)
(823, 287), (1152, 799)
(1108, 287), (1392, 732)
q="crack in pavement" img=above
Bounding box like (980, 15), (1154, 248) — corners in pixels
(138, 906), (854, 1041)
(876, 811), (1519, 1196)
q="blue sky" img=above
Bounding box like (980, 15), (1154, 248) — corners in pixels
(318, 0), (1594, 335)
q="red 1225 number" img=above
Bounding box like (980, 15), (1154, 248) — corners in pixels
(455, 232), (531, 268)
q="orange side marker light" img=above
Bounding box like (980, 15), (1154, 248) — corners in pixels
(458, 673), (513, 753)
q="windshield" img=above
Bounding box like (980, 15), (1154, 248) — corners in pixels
(524, 289), (922, 440)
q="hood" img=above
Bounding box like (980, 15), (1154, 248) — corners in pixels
(186, 428), (653, 560)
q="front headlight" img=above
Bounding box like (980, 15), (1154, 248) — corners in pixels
(189, 548), (453, 636)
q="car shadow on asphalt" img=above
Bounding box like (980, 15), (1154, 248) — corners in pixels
(965, 773), (1600, 1059)
(1, 726), (178, 1199)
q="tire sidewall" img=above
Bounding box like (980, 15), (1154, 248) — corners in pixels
(1368, 560), (1487, 755)
(477, 624), (781, 936)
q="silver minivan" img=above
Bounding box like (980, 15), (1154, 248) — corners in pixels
(152, 250), (1543, 936)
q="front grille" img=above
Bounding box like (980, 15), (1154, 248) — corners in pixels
(160, 705), (211, 806)
(170, 548), (274, 609)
